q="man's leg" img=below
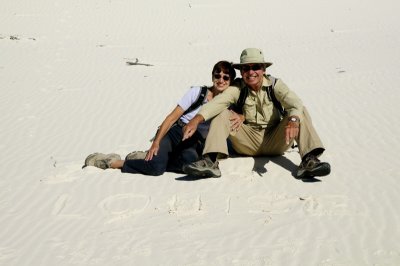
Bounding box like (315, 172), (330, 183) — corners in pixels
(229, 124), (265, 156)
(203, 109), (265, 157)
(183, 110), (233, 177)
(202, 109), (232, 157)
(295, 107), (330, 178)
(258, 117), (294, 156)
(183, 110), (265, 177)
(297, 107), (325, 158)
(256, 107), (329, 178)
(258, 107), (325, 157)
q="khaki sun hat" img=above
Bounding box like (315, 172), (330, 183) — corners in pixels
(232, 48), (273, 69)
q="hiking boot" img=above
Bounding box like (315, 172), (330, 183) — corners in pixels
(183, 157), (221, 178)
(296, 154), (331, 179)
(125, 151), (147, 160)
(82, 153), (121, 169)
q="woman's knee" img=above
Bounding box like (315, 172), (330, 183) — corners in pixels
(146, 160), (167, 176)
(122, 159), (167, 176)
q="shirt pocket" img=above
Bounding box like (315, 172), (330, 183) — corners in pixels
(243, 96), (257, 123)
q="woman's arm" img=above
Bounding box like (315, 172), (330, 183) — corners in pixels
(145, 105), (185, 161)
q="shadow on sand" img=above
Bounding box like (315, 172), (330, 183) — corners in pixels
(176, 155), (321, 182)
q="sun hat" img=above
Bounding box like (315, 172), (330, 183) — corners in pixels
(232, 48), (273, 69)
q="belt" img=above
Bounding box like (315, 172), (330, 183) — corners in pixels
(176, 119), (187, 127)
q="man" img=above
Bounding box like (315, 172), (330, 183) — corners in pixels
(182, 48), (331, 179)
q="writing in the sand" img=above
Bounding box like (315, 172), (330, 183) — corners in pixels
(52, 193), (315, 222)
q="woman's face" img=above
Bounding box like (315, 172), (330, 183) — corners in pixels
(212, 71), (231, 92)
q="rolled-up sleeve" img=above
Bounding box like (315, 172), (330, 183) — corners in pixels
(273, 79), (303, 118)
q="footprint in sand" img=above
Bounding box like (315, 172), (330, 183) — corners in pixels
(167, 194), (202, 215)
(98, 194), (150, 224)
(303, 195), (350, 216)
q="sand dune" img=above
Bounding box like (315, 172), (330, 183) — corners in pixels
(1, 0), (400, 265)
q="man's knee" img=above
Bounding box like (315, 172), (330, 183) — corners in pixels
(211, 109), (231, 125)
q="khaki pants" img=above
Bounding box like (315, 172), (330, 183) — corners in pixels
(203, 107), (324, 159)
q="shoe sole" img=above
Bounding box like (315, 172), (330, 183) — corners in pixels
(183, 165), (221, 178)
(82, 153), (104, 169)
(297, 163), (331, 179)
(82, 153), (121, 170)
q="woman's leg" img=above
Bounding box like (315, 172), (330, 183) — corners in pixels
(166, 127), (203, 173)
(110, 160), (124, 169)
(121, 134), (172, 176)
(120, 124), (203, 176)
(167, 146), (199, 173)
(121, 125), (189, 176)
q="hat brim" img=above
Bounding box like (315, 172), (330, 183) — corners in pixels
(232, 62), (273, 70)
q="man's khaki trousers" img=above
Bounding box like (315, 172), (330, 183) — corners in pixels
(203, 107), (324, 159)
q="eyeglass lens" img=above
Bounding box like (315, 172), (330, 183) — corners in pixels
(241, 64), (263, 72)
(214, 74), (230, 81)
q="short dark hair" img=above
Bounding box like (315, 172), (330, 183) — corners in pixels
(212, 61), (236, 81)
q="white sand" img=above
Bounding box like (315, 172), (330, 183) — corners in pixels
(1, 0), (400, 265)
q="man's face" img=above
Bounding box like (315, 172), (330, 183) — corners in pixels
(240, 64), (265, 90)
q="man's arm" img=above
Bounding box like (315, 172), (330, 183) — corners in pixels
(198, 86), (240, 121)
(273, 79), (303, 118)
(182, 86), (240, 140)
(182, 114), (205, 140)
(273, 79), (303, 144)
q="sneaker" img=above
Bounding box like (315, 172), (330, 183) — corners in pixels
(82, 153), (121, 169)
(296, 154), (331, 179)
(125, 151), (147, 160)
(183, 157), (221, 178)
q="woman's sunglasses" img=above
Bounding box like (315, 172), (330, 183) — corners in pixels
(241, 64), (264, 72)
(213, 74), (230, 81)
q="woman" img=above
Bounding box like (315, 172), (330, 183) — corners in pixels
(83, 61), (243, 175)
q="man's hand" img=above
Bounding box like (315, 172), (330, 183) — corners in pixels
(182, 115), (204, 141)
(285, 116), (300, 144)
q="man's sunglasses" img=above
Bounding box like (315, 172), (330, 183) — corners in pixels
(213, 73), (230, 81)
(241, 64), (264, 72)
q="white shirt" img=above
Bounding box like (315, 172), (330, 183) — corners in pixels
(177, 86), (211, 138)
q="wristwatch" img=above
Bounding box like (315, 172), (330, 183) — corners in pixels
(289, 116), (299, 123)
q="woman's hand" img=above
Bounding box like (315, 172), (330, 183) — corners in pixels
(229, 110), (245, 131)
(145, 142), (159, 161)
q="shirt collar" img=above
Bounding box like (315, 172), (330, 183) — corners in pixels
(262, 74), (273, 87)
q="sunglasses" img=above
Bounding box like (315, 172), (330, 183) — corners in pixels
(213, 73), (230, 81)
(241, 64), (264, 72)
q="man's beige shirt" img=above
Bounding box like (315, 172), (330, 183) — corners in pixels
(198, 75), (303, 129)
